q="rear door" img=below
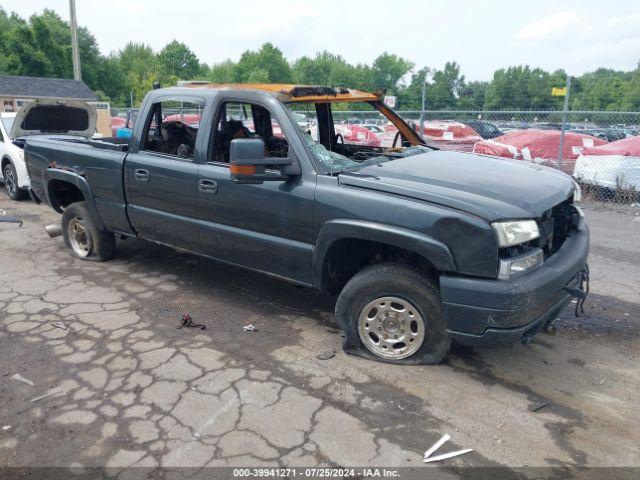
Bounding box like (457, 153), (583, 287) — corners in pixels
(124, 94), (207, 251)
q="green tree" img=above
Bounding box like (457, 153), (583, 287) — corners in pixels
(426, 61), (465, 109)
(234, 43), (292, 83)
(158, 40), (201, 80)
(396, 67), (431, 109)
(371, 52), (413, 92)
(457, 80), (488, 109)
(207, 60), (236, 83)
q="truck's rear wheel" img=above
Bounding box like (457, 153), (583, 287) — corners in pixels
(3, 163), (28, 201)
(61, 202), (115, 261)
(336, 263), (450, 364)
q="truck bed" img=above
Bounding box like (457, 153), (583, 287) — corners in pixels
(25, 135), (134, 236)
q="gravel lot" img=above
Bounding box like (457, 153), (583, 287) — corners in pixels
(0, 196), (638, 477)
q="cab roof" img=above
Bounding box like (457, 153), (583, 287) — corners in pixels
(182, 82), (381, 103)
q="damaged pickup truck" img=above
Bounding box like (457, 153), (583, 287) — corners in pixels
(24, 84), (589, 364)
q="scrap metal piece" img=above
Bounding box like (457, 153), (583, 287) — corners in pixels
(177, 313), (206, 330)
(11, 373), (35, 386)
(423, 434), (473, 463)
(30, 388), (64, 403)
(242, 324), (256, 332)
(423, 448), (474, 463)
(316, 350), (335, 360)
(530, 400), (551, 412)
(0, 209), (22, 226)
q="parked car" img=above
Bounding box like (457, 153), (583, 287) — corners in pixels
(0, 112), (29, 200)
(163, 113), (201, 126)
(110, 109), (139, 139)
(473, 129), (607, 174)
(3, 101), (98, 200)
(571, 128), (627, 142)
(362, 124), (384, 134)
(335, 123), (381, 147)
(463, 120), (503, 139)
(574, 136), (640, 191)
(24, 84), (588, 364)
(421, 120), (483, 152)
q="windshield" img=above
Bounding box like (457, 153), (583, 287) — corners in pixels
(1, 116), (15, 136)
(289, 101), (429, 174)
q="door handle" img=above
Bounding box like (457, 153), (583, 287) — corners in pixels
(198, 179), (218, 193)
(134, 169), (150, 182)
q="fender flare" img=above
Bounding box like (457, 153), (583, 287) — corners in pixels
(312, 219), (456, 289)
(44, 168), (106, 231)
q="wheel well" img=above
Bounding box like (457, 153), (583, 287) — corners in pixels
(1, 156), (13, 173)
(48, 179), (85, 212)
(321, 238), (438, 294)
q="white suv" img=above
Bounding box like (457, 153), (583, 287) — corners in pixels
(0, 112), (30, 200)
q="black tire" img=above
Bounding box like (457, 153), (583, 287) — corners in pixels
(61, 201), (115, 261)
(3, 162), (28, 201)
(335, 263), (451, 365)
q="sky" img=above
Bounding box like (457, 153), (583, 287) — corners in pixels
(3, 0), (640, 81)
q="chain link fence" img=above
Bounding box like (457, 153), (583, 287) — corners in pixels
(331, 109), (640, 203)
(110, 106), (640, 203)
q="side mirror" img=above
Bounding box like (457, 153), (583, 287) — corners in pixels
(229, 138), (300, 184)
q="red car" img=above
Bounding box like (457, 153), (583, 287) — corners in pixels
(421, 121), (482, 153)
(335, 124), (381, 147)
(473, 129), (607, 174)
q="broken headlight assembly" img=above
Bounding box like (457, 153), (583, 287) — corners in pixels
(493, 220), (543, 280)
(498, 248), (543, 280)
(492, 220), (540, 248)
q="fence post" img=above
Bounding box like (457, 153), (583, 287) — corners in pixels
(420, 77), (426, 133)
(557, 76), (571, 169)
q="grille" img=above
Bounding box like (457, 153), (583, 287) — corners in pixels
(537, 198), (581, 257)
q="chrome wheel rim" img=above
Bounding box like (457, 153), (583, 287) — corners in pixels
(4, 167), (16, 197)
(67, 217), (92, 257)
(357, 296), (425, 360)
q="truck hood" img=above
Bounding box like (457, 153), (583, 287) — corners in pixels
(338, 150), (575, 221)
(10, 99), (96, 138)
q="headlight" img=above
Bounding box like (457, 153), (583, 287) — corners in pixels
(492, 220), (540, 247)
(498, 249), (543, 280)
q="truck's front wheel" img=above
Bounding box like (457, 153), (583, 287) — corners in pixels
(336, 263), (450, 364)
(61, 202), (115, 261)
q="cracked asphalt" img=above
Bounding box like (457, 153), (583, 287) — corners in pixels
(0, 196), (639, 476)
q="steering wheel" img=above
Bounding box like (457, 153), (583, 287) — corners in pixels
(335, 133), (344, 145)
(392, 131), (402, 148)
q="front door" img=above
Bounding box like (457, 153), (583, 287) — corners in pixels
(196, 99), (316, 283)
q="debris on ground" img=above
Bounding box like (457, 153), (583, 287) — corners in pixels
(30, 388), (64, 403)
(242, 324), (257, 332)
(177, 313), (206, 330)
(2, 425), (11, 432)
(11, 373), (35, 386)
(529, 400), (551, 412)
(0, 209), (22, 226)
(423, 433), (473, 463)
(51, 322), (67, 330)
(316, 349), (335, 360)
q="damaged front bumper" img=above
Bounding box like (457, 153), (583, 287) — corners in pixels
(439, 224), (589, 346)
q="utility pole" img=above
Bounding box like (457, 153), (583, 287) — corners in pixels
(69, 0), (81, 81)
